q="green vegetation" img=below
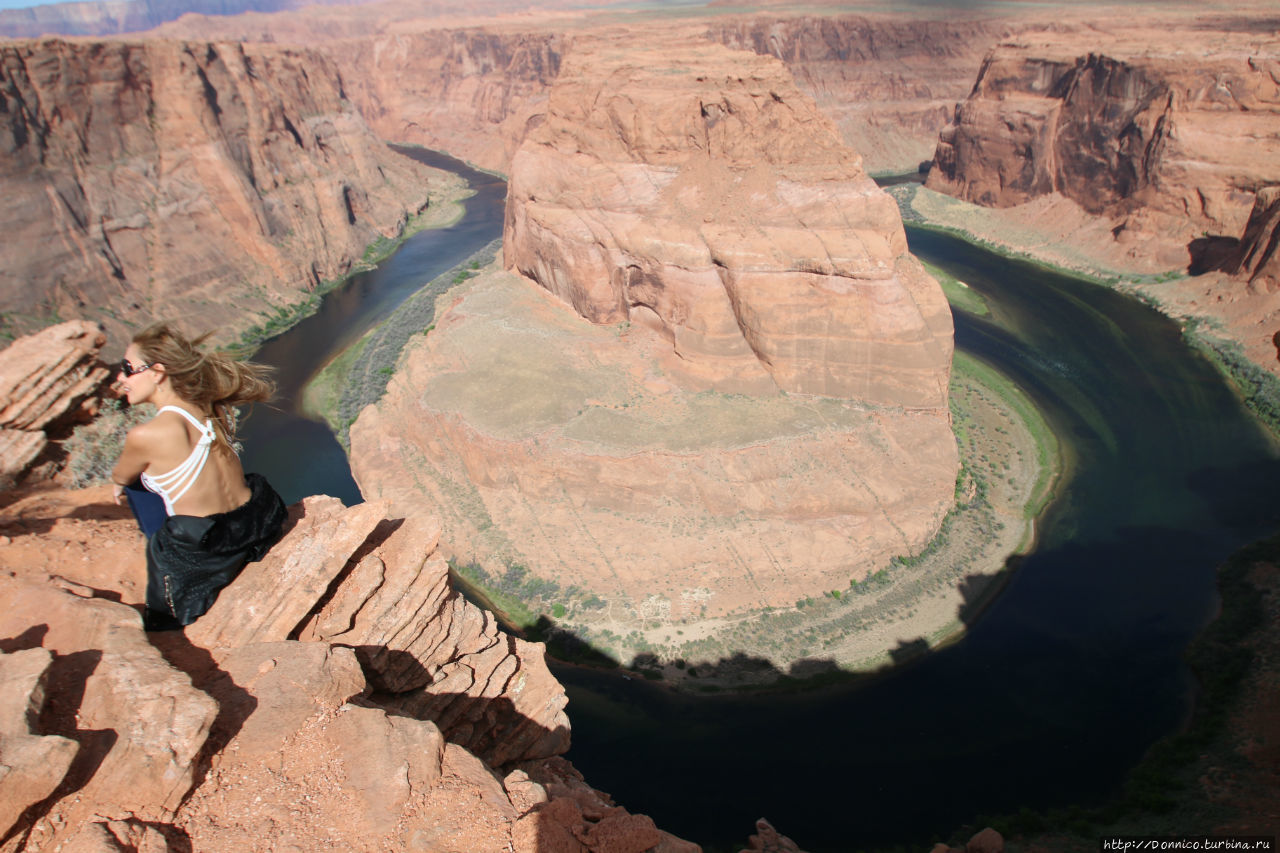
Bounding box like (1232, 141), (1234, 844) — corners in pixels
(238, 293), (336, 349)
(952, 351), (1060, 519)
(447, 557), (617, 668)
(890, 184), (1193, 286)
(1185, 322), (1280, 438)
(923, 259), (990, 317)
(302, 239), (502, 446)
(238, 197), (470, 351)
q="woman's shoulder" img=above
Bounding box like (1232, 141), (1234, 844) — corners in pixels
(130, 407), (198, 447)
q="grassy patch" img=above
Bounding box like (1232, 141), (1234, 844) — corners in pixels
(924, 259), (990, 317)
(1184, 323), (1280, 440)
(303, 239), (502, 446)
(237, 191), (471, 352)
(952, 351), (1060, 519)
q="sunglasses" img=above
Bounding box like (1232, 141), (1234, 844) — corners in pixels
(119, 358), (151, 377)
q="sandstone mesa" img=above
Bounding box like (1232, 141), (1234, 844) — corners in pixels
(349, 36), (959, 668)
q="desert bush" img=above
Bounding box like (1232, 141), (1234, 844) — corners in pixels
(63, 400), (155, 487)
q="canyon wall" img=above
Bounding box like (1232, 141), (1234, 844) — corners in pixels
(0, 37), (456, 346)
(350, 36), (958, 666)
(329, 28), (563, 173)
(320, 13), (1031, 176)
(151, 8), (1044, 177)
(926, 35), (1280, 270)
(706, 14), (1028, 175)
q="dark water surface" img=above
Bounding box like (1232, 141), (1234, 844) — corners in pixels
(238, 147), (506, 504)
(240, 154), (1280, 850)
(554, 229), (1280, 850)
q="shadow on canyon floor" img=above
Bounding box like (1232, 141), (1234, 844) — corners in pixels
(1186, 235), (1240, 275)
(523, 564), (1009, 693)
(0, 627), (132, 850)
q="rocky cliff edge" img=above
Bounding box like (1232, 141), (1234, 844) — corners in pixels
(0, 482), (701, 853)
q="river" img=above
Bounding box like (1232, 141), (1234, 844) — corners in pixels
(240, 152), (1280, 851)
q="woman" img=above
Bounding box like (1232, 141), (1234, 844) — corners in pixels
(111, 322), (287, 631)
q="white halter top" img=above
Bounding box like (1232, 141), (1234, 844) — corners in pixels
(141, 405), (218, 515)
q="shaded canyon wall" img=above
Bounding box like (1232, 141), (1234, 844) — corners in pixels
(926, 37), (1280, 270)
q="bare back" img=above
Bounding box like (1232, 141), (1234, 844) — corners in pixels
(133, 408), (252, 517)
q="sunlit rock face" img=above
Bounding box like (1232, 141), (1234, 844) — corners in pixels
(1231, 186), (1280, 291)
(505, 35), (954, 405)
(0, 37), (450, 344)
(0, 483), (696, 852)
(706, 14), (1032, 175)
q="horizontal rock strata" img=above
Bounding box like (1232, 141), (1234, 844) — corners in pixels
(330, 28), (564, 174)
(926, 35), (1280, 269)
(505, 36), (954, 404)
(0, 37), (455, 345)
(706, 14), (1032, 174)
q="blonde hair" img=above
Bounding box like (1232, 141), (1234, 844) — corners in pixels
(132, 322), (275, 443)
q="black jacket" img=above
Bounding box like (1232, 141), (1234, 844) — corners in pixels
(144, 472), (286, 631)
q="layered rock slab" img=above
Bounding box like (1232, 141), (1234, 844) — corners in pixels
(505, 36), (954, 404)
(0, 487), (690, 852)
(0, 321), (111, 488)
(187, 495), (571, 768)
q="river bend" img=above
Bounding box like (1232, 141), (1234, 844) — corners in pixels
(241, 152), (1280, 850)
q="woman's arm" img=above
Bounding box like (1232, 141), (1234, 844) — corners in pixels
(111, 422), (155, 504)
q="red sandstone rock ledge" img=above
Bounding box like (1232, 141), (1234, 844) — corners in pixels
(0, 484), (699, 853)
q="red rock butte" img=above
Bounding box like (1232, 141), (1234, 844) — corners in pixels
(505, 35), (955, 404)
(350, 37), (959, 651)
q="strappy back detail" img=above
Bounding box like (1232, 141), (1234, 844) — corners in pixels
(141, 406), (218, 516)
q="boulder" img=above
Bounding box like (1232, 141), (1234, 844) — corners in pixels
(0, 320), (109, 433)
(0, 647), (80, 835)
(0, 577), (217, 847)
(185, 496), (389, 650)
(0, 320), (111, 488)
